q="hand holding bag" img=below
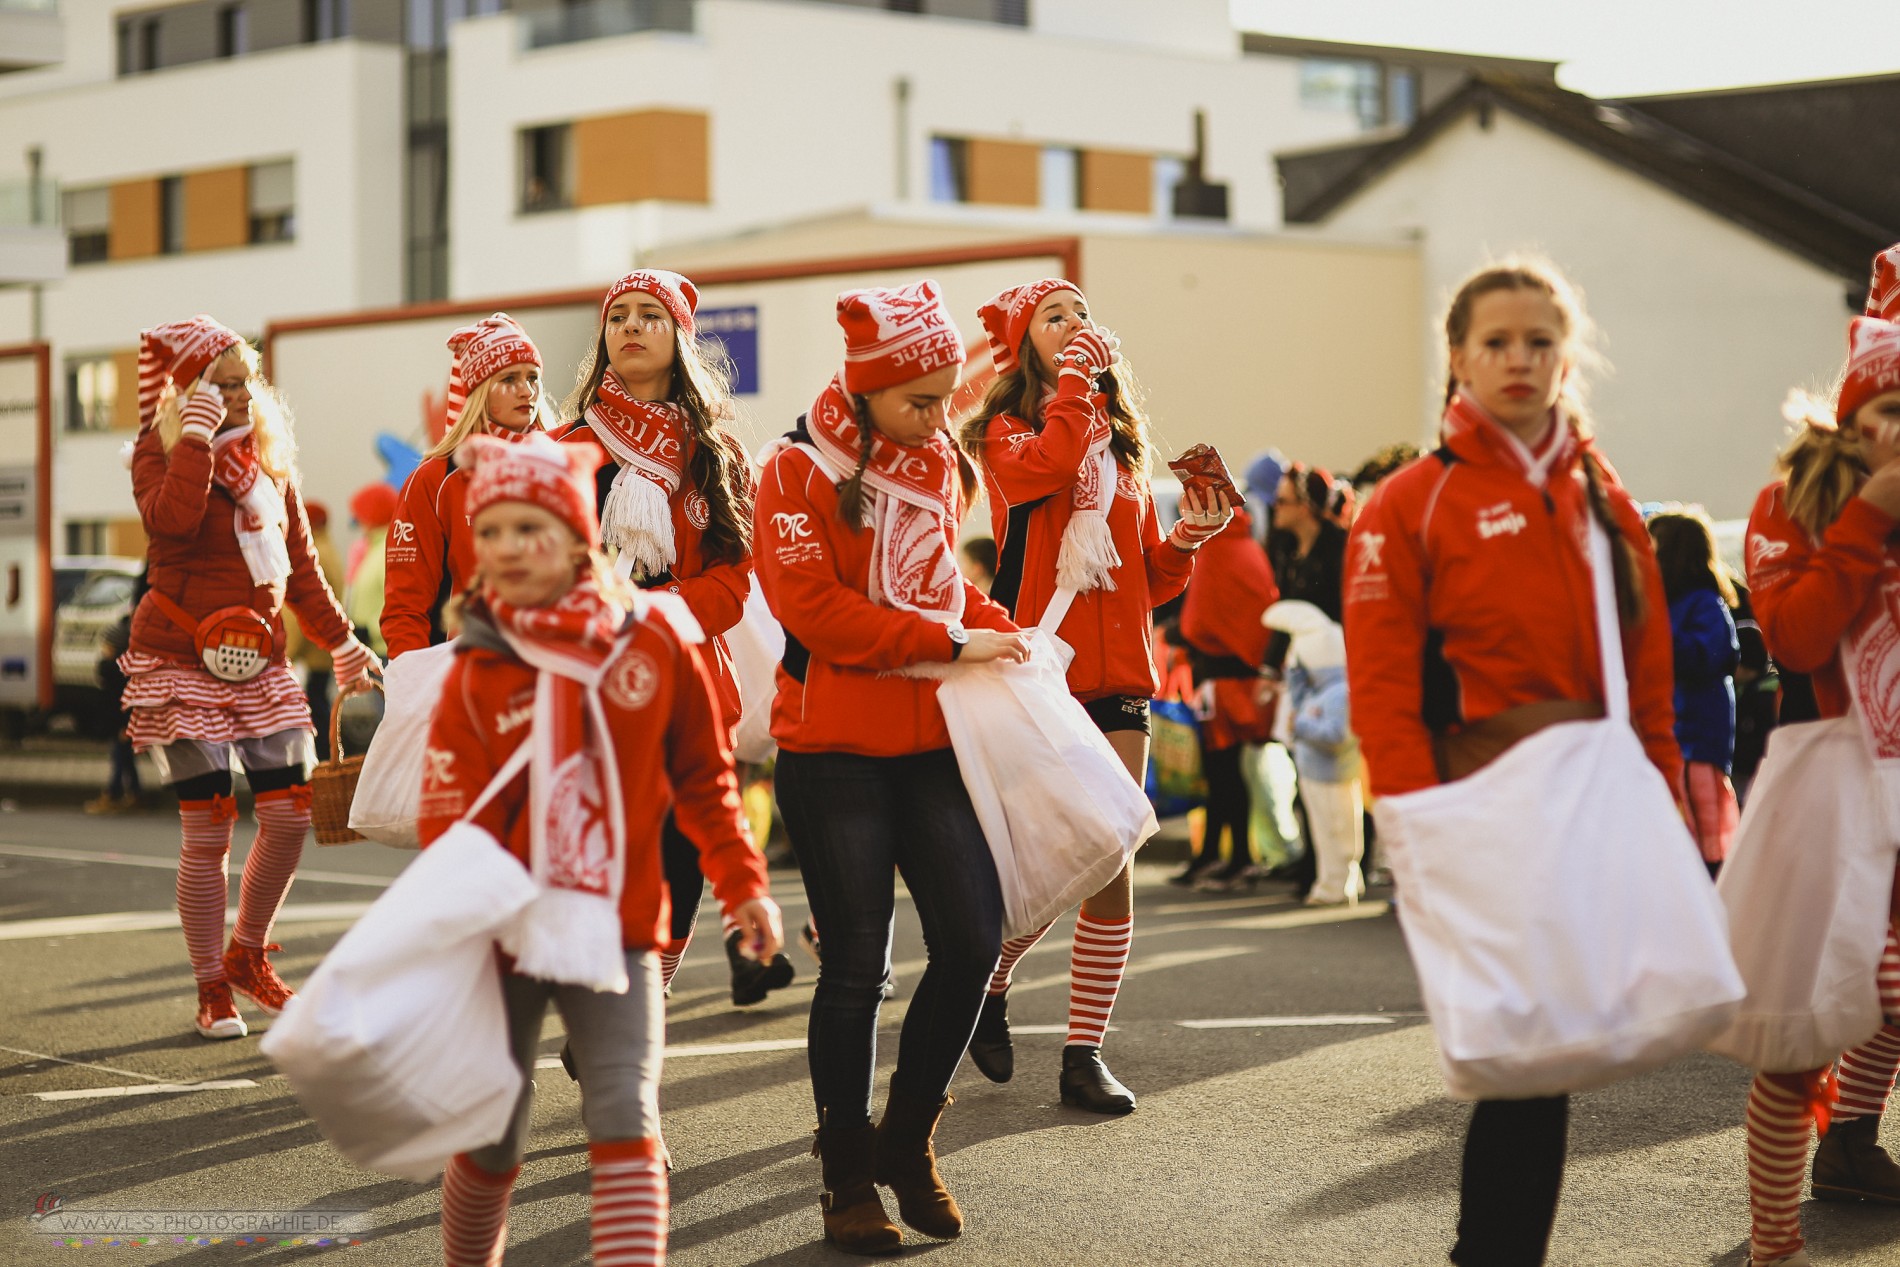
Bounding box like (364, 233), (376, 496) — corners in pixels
(1375, 521), (1744, 1100)
(347, 640), (459, 848)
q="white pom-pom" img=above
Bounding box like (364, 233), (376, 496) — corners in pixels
(600, 466), (676, 580)
(498, 887), (628, 993)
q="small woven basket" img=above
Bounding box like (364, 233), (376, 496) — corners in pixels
(311, 681), (378, 845)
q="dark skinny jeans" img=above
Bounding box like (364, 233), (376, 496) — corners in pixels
(775, 747), (1004, 1127)
(1449, 1095), (1570, 1267)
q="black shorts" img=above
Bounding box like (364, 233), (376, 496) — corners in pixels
(1083, 695), (1151, 736)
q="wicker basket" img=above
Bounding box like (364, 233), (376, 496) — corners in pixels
(311, 681), (379, 845)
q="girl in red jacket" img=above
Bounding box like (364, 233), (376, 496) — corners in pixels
(124, 317), (377, 1041)
(382, 313), (546, 660)
(754, 281), (1029, 1253)
(1736, 257), (1900, 1267)
(420, 431), (781, 1267)
(554, 269), (793, 1006)
(957, 279), (1231, 1114)
(1343, 261), (1678, 1267)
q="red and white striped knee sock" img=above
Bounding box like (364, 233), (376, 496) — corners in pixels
(1832, 925), (1900, 1121)
(988, 922), (1053, 996)
(177, 796), (236, 983)
(658, 941), (688, 991)
(1066, 911), (1133, 1049)
(441, 1152), (517, 1267)
(1747, 1072), (1814, 1263)
(233, 787), (308, 949)
(591, 1138), (668, 1266)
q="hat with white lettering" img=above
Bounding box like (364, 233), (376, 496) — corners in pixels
(459, 431), (604, 546)
(1868, 244), (1900, 322)
(1838, 316), (1900, 424)
(602, 270), (699, 338)
(446, 313), (541, 430)
(977, 278), (1082, 376)
(836, 280), (967, 394)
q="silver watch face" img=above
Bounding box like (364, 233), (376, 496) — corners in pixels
(949, 628), (970, 644)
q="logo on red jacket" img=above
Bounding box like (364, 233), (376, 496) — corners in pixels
(605, 649), (660, 711)
(1747, 532), (1789, 577)
(391, 520), (417, 544)
(772, 512), (812, 540)
(684, 491), (710, 529)
(1115, 468), (1142, 502)
(1354, 532), (1386, 571)
(1477, 502), (1528, 540)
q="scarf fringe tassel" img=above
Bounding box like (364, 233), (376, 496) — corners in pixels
(499, 886), (630, 994)
(600, 467), (676, 580)
(1055, 511), (1120, 594)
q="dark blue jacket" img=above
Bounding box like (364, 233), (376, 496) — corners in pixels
(1668, 588), (1739, 770)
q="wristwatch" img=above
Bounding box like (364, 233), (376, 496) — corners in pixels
(948, 627), (970, 660)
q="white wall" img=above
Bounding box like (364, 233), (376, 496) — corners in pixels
(1315, 108), (1854, 518)
(446, 0), (1362, 297)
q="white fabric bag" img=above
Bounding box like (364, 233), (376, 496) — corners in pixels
(934, 588), (1159, 939)
(348, 639), (459, 848)
(262, 747), (534, 1180)
(1375, 522), (1744, 1100)
(727, 583), (785, 765)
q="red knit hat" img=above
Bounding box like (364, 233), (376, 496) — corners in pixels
(445, 313), (541, 429)
(836, 280), (966, 394)
(349, 482), (400, 530)
(1838, 316), (1900, 424)
(1869, 244), (1900, 322)
(977, 278), (1082, 375)
(142, 316), (242, 389)
(460, 431), (605, 545)
(602, 270), (699, 337)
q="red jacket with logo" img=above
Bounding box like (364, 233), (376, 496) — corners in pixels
(971, 380), (1196, 702)
(417, 604), (768, 950)
(129, 425), (351, 666)
(1343, 408), (1679, 799)
(753, 443), (1018, 758)
(553, 419), (751, 731)
(382, 453), (476, 661)
(1179, 510), (1279, 747)
(1745, 481), (1899, 721)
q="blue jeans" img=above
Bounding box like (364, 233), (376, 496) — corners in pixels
(775, 747), (1004, 1127)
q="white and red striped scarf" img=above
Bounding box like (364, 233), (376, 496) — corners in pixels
(583, 372), (689, 580)
(807, 373), (965, 623)
(210, 425), (292, 586)
(1040, 386), (1120, 593)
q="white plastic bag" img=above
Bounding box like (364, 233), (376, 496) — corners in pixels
(349, 640), (458, 848)
(1375, 524), (1743, 1100)
(1706, 712), (1898, 1071)
(727, 584), (785, 765)
(260, 821), (537, 1181)
(935, 602), (1158, 940)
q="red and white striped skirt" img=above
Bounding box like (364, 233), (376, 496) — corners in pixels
(120, 651), (313, 751)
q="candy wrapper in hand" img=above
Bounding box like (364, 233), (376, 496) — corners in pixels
(1167, 444), (1238, 505)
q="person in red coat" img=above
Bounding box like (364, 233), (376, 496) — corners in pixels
(124, 317), (377, 1042)
(419, 430), (780, 1267)
(754, 282), (1029, 1253)
(382, 313), (547, 660)
(1344, 262), (1678, 1266)
(957, 278), (1232, 1114)
(552, 269), (793, 1007)
(1735, 254), (1900, 1267)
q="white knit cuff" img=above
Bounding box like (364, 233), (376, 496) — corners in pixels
(180, 421), (217, 445)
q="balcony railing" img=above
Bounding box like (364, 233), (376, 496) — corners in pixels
(0, 179), (59, 229)
(522, 0), (694, 50)
(0, 0), (59, 13)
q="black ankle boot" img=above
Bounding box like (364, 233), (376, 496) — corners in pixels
(967, 993), (1013, 1083)
(727, 928), (796, 1006)
(1059, 1045), (1136, 1114)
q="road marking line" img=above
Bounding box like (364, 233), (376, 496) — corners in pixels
(0, 1044), (169, 1083)
(1007, 1024), (1117, 1035)
(0, 842), (394, 889)
(0, 902), (375, 941)
(33, 1079), (259, 1102)
(1008, 944), (1255, 995)
(1177, 1014), (1401, 1029)
(1150, 895), (1301, 916)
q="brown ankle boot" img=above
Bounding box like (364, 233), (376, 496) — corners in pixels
(873, 1089), (963, 1239)
(813, 1116), (903, 1255)
(1813, 1112), (1900, 1203)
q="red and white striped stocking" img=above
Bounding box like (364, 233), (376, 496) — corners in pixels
(233, 786), (307, 948)
(1829, 924), (1900, 1121)
(988, 922), (1053, 996)
(441, 1152), (517, 1267)
(658, 942), (688, 992)
(591, 1137), (668, 1266)
(1066, 911), (1133, 1049)
(1747, 1071), (1814, 1264)
(177, 796), (237, 983)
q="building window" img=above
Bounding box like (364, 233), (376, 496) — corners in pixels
(305, 0), (349, 41)
(217, 4), (248, 56)
(249, 161), (295, 243)
(519, 125), (572, 212)
(158, 176), (185, 255)
(118, 15), (161, 73)
(1151, 156), (1184, 220)
(65, 522), (108, 557)
(65, 358), (119, 434)
(1039, 146), (1078, 212)
(1387, 66), (1419, 128)
(64, 187), (111, 266)
(928, 137), (967, 204)
(1301, 58), (1383, 128)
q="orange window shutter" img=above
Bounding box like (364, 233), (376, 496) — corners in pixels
(108, 179), (163, 260)
(112, 349), (140, 431)
(1079, 149), (1152, 214)
(183, 167), (251, 252)
(109, 518), (149, 558)
(964, 139), (1040, 207)
(576, 110), (710, 207)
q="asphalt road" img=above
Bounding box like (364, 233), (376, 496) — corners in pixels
(2, 805), (1899, 1265)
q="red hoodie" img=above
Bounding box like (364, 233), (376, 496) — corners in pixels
(418, 603), (767, 949)
(1344, 400), (1679, 799)
(382, 452), (478, 661)
(1179, 510), (1279, 748)
(972, 380), (1195, 702)
(753, 443), (1017, 758)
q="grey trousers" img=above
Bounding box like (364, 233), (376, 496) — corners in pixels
(466, 948), (663, 1174)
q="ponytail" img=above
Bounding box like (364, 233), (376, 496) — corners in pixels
(834, 395), (877, 528)
(1580, 453), (1647, 629)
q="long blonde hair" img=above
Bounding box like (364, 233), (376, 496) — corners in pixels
(427, 370), (554, 461)
(155, 342), (297, 480)
(1775, 385), (1866, 538)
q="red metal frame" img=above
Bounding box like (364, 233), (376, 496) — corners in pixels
(0, 341), (55, 710)
(261, 237), (1084, 375)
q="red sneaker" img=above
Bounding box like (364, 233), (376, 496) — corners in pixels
(195, 981), (247, 1040)
(222, 941), (294, 1015)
